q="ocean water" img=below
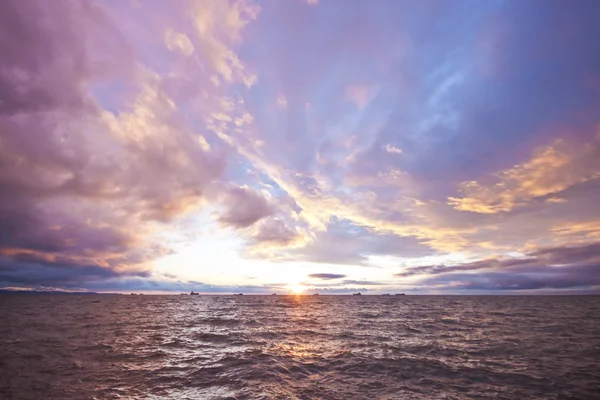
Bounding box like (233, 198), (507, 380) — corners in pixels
(1, 295), (599, 399)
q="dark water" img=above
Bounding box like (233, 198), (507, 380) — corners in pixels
(1, 295), (599, 399)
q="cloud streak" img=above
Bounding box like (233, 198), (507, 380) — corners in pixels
(396, 242), (600, 291)
(308, 273), (346, 280)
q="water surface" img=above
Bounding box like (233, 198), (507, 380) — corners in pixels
(1, 295), (599, 399)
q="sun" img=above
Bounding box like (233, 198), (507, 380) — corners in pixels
(289, 283), (304, 294)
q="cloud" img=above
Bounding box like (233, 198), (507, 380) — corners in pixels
(0, 0), (266, 289)
(341, 280), (383, 286)
(383, 144), (403, 155)
(530, 241), (600, 264)
(284, 219), (432, 265)
(0, 254), (148, 289)
(241, 214), (310, 262)
(418, 266), (600, 291)
(397, 241), (600, 277)
(552, 219), (600, 243)
(396, 241), (600, 291)
(448, 136), (600, 213)
(189, 0), (260, 86)
(0, 0), (133, 116)
(218, 185), (275, 228)
(0, 0), (146, 276)
(277, 95), (288, 109)
(165, 29), (195, 56)
(3, 0), (600, 294)
(250, 217), (303, 246)
(308, 273), (346, 280)
(225, 0), (600, 257)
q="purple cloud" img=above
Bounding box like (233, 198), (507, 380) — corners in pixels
(218, 186), (275, 228)
(396, 242), (600, 291)
(341, 280), (383, 286)
(397, 242), (600, 278)
(0, 0), (133, 115)
(308, 273), (346, 280)
(0, 0), (250, 288)
(417, 264), (600, 291)
(251, 218), (301, 246)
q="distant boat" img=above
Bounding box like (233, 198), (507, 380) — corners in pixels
(352, 292), (362, 296)
(190, 291), (199, 296)
(382, 294), (391, 296)
(234, 293), (244, 296)
(395, 293), (406, 296)
(130, 293), (136, 296)
(271, 293), (276, 295)
(313, 293), (319, 296)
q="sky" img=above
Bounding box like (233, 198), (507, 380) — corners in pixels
(1, 0), (600, 294)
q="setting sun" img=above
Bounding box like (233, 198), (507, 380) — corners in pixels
(290, 283), (304, 294)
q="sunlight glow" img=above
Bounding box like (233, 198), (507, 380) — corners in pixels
(289, 283), (304, 294)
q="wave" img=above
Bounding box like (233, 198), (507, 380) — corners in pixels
(1, 295), (598, 399)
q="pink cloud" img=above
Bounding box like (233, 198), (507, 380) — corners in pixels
(0, 0), (265, 288)
(218, 186), (276, 228)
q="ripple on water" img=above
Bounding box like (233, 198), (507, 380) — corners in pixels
(0, 295), (599, 400)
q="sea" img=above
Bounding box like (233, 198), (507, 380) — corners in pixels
(1, 295), (599, 399)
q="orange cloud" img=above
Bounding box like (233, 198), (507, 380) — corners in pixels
(449, 134), (600, 213)
(552, 219), (600, 243)
(190, 0), (260, 86)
